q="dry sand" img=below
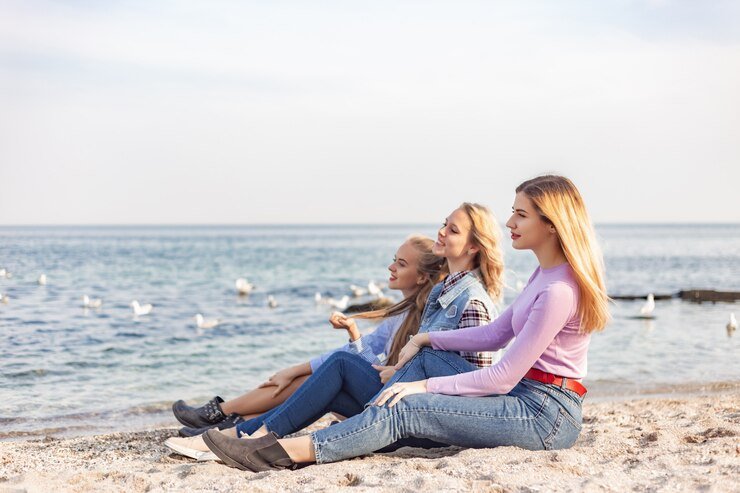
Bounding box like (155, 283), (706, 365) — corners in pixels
(1, 391), (738, 492)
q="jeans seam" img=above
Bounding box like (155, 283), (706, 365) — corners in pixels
(398, 407), (539, 421)
(543, 409), (564, 450)
(311, 431), (323, 463)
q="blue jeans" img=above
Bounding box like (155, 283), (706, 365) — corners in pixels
(235, 351), (449, 451)
(311, 348), (584, 463)
(236, 351), (383, 437)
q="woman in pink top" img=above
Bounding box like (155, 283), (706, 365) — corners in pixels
(201, 175), (611, 470)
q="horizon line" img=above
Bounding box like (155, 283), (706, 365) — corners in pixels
(0, 222), (739, 228)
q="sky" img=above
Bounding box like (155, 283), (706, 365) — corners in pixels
(0, 0), (739, 225)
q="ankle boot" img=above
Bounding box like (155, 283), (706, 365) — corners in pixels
(178, 413), (245, 437)
(172, 396), (227, 428)
(202, 429), (298, 472)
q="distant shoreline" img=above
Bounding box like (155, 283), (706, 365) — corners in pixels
(1, 222), (739, 228)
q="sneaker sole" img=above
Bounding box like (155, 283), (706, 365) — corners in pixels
(164, 438), (211, 460)
(196, 451), (219, 462)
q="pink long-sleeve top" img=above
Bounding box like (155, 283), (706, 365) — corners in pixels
(426, 262), (589, 396)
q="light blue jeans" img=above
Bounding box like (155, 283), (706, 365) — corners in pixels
(311, 348), (584, 463)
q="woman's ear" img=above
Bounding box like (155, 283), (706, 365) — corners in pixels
(416, 274), (426, 285)
(467, 245), (480, 256)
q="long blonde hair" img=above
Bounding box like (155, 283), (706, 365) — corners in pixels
(459, 203), (505, 302)
(354, 235), (448, 365)
(516, 175), (610, 332)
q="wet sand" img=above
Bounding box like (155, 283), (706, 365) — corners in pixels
(1, 390), (738, 492)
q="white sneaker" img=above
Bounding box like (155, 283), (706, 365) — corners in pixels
(196, 451), (219, 461)
(165, 436), (217, 461)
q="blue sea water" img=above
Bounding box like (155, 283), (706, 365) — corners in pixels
(0, 224), (738, 439)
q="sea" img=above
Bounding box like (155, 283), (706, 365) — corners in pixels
(1, 224), (738, 439)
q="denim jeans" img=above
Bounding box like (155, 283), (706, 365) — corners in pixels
(236, 351), (383, 437)
(235, 351), (449, 451)
(311, 348), (584, 463)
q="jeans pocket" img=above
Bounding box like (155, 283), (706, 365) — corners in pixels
(544, 409), (582, 450)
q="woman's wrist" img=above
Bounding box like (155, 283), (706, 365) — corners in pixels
(292, 362), (312, 377)
(347, 323), (361, 342)
(410, 333), (431, 348)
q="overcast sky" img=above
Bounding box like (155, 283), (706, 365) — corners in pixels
(1, 0), (738, 225)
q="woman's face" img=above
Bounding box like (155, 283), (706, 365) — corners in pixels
(387, 240), (424, 292)
(506, 192), (553, 250)
(433, 208), (477, 261)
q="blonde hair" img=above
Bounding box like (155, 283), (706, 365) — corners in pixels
(354, 235), (448, 365)
(459, 202), (505, 302)
(516, 175), (610, 332)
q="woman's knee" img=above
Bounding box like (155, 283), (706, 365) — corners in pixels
(324, 350), (362, 367)
(418, 348), (469, 375)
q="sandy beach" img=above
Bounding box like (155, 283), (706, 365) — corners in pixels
(1, 388), (738, 493)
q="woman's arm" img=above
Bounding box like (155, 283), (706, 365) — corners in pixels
(428, 304), (516, 353)
(309, 315), (403, 371)
(427, 282), (577, 396)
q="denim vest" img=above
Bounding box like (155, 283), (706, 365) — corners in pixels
(418, 271), (497, 334)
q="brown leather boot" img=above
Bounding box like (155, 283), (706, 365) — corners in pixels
(203, 429), (297, 472)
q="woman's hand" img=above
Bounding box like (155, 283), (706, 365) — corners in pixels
(394, 333), (430, 369)
(373, 380), (428, 408)
(372, 365), (397, 384)
(329, 311), (360, 341)
(258, 367), (297, 397)
(329, 311), (350, 329)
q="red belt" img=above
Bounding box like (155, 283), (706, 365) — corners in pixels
(524, 368), (587, 397)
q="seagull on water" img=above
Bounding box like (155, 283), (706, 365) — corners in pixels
(1, 293), (8, 304)
(367, 281), (382, 297)
(267, 295), (278, 308)
(82, 295), (103, 309)
(131, 300), (153, 316)
(727, 313), (737, 336)
(37, 274), (47, 286)
(236, 278), (255, 295)
(349, 285), (367, 297)
(328, 295), (350, 310)
(0, 269), (6, 278)
(194, 313), (220, 329)
(639, 293), (655, 319)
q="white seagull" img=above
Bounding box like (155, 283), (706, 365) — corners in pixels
(367, 281), (382, 297)
(82, 295), (103, 309)
(37, 274), (47, 286)
(727, 313), (737, 335)
(0, 268), (6, 278)
(194, 313), (220, 329)
(1, 293), (8, 304)
(328, 295), (350, 310)
(349, 284), (367, 297)
(639, 293), (655, 318)
(131, 300), (153, 316)
(235, 278), (255, 295)
(267, 295), (278, 308)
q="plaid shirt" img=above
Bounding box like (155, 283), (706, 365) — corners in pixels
(439, 271), (495, 368)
